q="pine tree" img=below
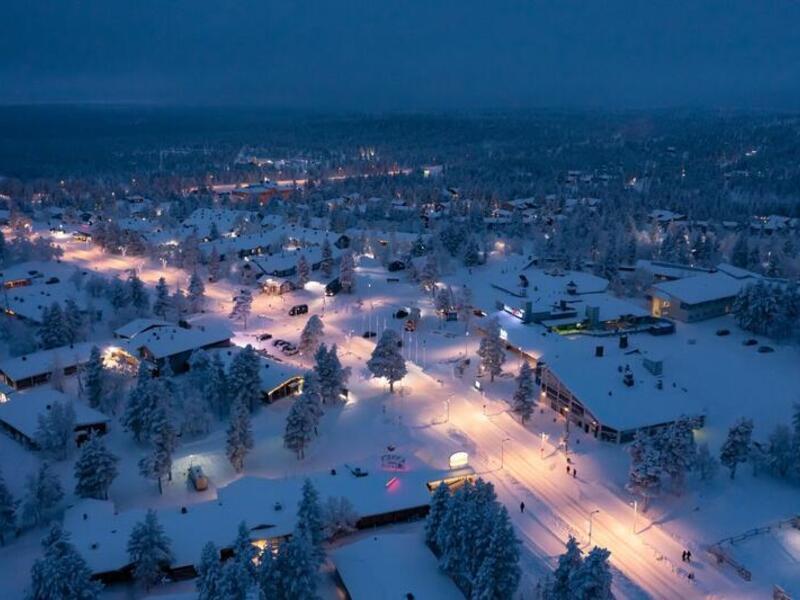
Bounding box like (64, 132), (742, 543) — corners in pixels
(658, 416), (697, 493)
(152, 277), (171, 318)
(0, 470), (17, 545)
(299, 314), (325, 357)
(218, 559), (250, 600)
(284, 396), (315, 459)
(425, 482), (450, 552)
(226, 399), (254, 473)
(339, 250), (356, 293)
(278, 530), (318, 600)
(121, 363), (157, 442)
(38, 302), (68, 349)
(231, 521), (258, 582)
(720, 418), (754, 480)
(463, 237), (481, 266)
(321, 238), (334, 278)
(256, 542), (283, 599)
(187, 271), (206, 313)
(420, 253), (439, 293)
(315, 343), (350, 405)
(296, 254), (310, 288)
(477, 317), (506, 382)
(62, 299), (86, 344)
(511, 361), (536, 423)
(695, 443), (719, 481)
(35, 400), (77, 460)
(127, 509), (174, 590)
(208, 247), (223, 282)
(207, 353), (230, 418)
(568, 546), (613, 600)
(228, 345), (262, 412)
(626, 432), (662, 511)
(472, 506), (521, 600)
(20, 462), (63, 527)
(300, 370), (324, 432)
(296, 479), (325, 568)
(74, 432), (118, 500)
(84, 345), (105, 411)
(767, 424), (793, 478)
(180, 388), (212, 438)
(229, 288), (253, 329)
(171, 286), (187, 318)
(366, 329), (407, 393)
(138, 401), (178, 494)
(128, 273), (150, 314)
(26, 524), (102, 600)
(107, 278), (130, 310)
(196, 541), (223, 600)
(546, 536), (584, 600)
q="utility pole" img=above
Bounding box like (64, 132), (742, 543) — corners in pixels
(588, 510), (600, 548)
(501, 437), (511, 469)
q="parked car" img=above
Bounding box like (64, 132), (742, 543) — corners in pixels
(282, 343), (299, 356)
(363, 331), (377, 338)
(257, 332), (273, 341)
(325, 278), (342, 297)
(758, 345), (775, 353)
(742, 338), (758, 346)
(395, 309), (409, 319)
(715, 329), (731, 336)
(273, 339), (290, 348)
(188, 465), (208, 491)
(289, 304), (309, 316)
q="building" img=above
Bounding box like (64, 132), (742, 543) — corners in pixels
(121, 322), (232, 374)
(0, 388), (109, 448)
(113, 318), (170, 340)
(206, 346), (303, 403)
(0, 342), (98, 390)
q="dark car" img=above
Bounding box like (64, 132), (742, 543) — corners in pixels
(395, 309), (409, 319)
(757, 345), (775, 353)
(473, 309), (487, 317)
(273, 339), (290, 347)
(289, 304), (309, 316)
(325, 278), (341, 297)
(387, 260), (406, 272)
(715, 329), (730, 336)
(742, 338), (758, 346)
(257, 333), (273, 341)
(363, 331), (377, 338)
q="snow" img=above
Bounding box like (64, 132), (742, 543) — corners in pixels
(113, 318), (170, 340)
(122, 322), (232, 361)
(652, 272), (752, 306)
(0, 341), (99, 384)
(331, 533), (462, 600)
(0, 387), (109, 440)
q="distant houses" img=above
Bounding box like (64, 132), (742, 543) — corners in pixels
(0, 342), (97, 390)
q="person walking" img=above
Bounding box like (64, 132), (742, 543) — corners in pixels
(520, 501), (525, 513)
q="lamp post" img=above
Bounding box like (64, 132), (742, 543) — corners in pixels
(501, 437), (511, 470)
(540, 432), (549, 458)
(631, 500), (638, 534)
(444, 396), (451, 423)
(588, 509), (600, 548)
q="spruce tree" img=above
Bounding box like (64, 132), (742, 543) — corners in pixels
(26, 524), (102, 600)
(339, 250), (356, 293)
(20, 462), (63, 527)
(138, 401), (178, 494)
(128, 273), (150, 314)
(196, 541), (223, 600)
(477, 317), (506, 382)
(278, 530), (318, 600)
(321, 238), (334, 277)
(226, 399), (254, 473)
(284, 396), (315, 459)
(0, 470), (17, 545)
(547, 536), (584, 599)
(568, 546), (613, 600)
(424, 482), (450, 553)
(127, 509), (174, 590)
(187, 271), (206, 313)
(720, 418), (754, 480)
(121, 363), (157, 442)
(695, 443), (719, 481)
(218, 559), (250, 600)
(366, 329), (407, 393)
(228, 345), (262, 412)
(296, 254), (310, 288)
(472, 506), (521, 600)
(38, 302), (68, 349)
(34, 400), (76, 460)
(84, 346), (106, 411)
(315, 343), (350, 405)
(63, 299), (86, 344)
(74, 432), (119, 500)
(299, 314), (325, 357)
(152, 277), (171, 318)
(207, 353), (230, 418)
(296, 479), (325, 568)
(231, 521), (258, 582)
(229, 288), (253, 329)
(511, 361), (536, 423)
(626, 432), (662, 511)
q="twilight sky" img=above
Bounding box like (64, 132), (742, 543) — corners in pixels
(1, 1), (799, 110)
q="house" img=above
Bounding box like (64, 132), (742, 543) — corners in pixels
(332, 534), (462, 600)
(0, 342), (98, 390)
(258, 277), (296, 296)
(206, 346), (303, 403)
(0, 388), (109, 448)
(121, 322), (232, 374)
(113, 318), (170, 340)
(649, 265), (761, 322)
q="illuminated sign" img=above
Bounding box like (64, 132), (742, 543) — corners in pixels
(449, 451), (469, 470)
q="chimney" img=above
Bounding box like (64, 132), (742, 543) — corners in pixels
(595, 345), (604, 358)
(619, 335), (628, 349)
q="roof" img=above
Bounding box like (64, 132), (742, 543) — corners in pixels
(0, 342), (98, 382)
(113, 318), (170, 340)
(207, 347), (302, 393)
(64, 464), (445, 575)
(124, 323), (232, 360)
(652, 272), (751, 305)
(332, 534), (462, 600)
(0, 388), (109, 439)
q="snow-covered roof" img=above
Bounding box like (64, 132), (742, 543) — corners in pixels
(635, 259), (715, 280)
(113, 318), (170, 340)
(332, 534), (462, 600)
(180, 208), (252, 238)
(64, 464), (445, 575)
(652, 272), (753, 305)
(0, 342), (99, 383)
(0, 388), (109, 439)
(206, 347), (302, 393)
(124, 323), (232, 360)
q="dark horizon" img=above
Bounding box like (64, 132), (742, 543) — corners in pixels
(3, 1), (800, 111)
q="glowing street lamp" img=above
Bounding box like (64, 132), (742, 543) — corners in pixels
(540, 432), (549, 458)
(500, 437), (511, 470)
(631, 500), (639, 534)
(588, 509), (600, 547)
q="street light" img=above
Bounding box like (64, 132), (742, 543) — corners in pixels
(500, 438), (511, 470)
(588, 509), (600, 547)
(631, 500), (638, 534)
(540, 432), (549, 458)
(443, 396), (451, 423)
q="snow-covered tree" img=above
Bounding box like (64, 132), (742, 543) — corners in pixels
(568, 546), (613, 600)
(62, 298), (87, 344)
(231, 521), (258, 583)
(180, 387), (212, 438)
(314, 343), (350, 405)
(84, 345), (106, 411)
(20, 462), (63, 527)
(320, 238), (334, 278)
(321, 495), (358, 540)
(34, 400), (76, 460)
(152, 277), (171, 318)
(463, 237), (481, 266)
(226, 399), (254, 473)
(626, 432), (662, 511)
(0, 470), (17, 545)
(196, 542), (223, 600)
(511, 361), (536, 423)
(207, 353), (230, 418)
(171, 286), (187, 318)
(767, 424), (793, 478)
(38, 302), (68, 349)
(658, 416), (697, 493)
(74, 432), (118, 500)
(277, 529), (318, 600)
(339, 250), (356, 293)
(207, 247), (223, 282)
(543, 536), (584, 600)
(296, 479), (325, 567)
(228, 345), (262, 412)
(720, 418), (754, 480)
(127, 509), (174, 590)
(138, 402), (178, 494)
(478, 317), (506, 382)
(121, 364), (157, 442)
(218, 558), (250, 600)
(296, 254), (310, 288)
(299, 314), (325, 357)
(26, 524), (102, 600)
(366, 329), (407, 393)
(694, 442), (719, 482)
(419, 253), (439, 293)
(187, 272), (206, 313)
(128, 273), (150, 314)
(229, 288), (253, 329)
(425, 482), (450, 552)
(284, 395), (315, 459)
(107, 278), (130, 310)
(472, 506), (521, 600)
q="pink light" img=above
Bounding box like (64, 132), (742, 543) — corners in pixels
(385, 476), (399, 489)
